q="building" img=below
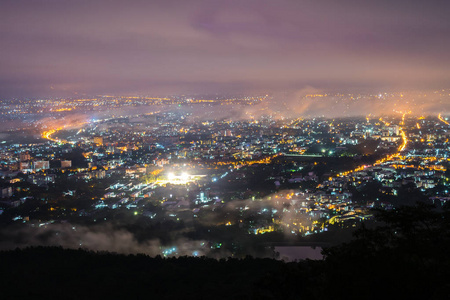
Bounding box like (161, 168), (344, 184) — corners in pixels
(93, 136), (103, 146)
(19, 161), (33, 173)
(27, 174), (56, 186)
(34, 160), (50, 172)
(19, 153), (31, 161)
(0, 187), (13, 198)
(60, 160), (72, 168)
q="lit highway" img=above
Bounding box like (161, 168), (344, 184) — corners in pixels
(438, 113), (449, 125)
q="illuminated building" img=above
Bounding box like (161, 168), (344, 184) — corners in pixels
(60, 160), (72, 168)
(34, 160), (50, 172)
(93, 136), (103, 146)
(19, 153), (31, 161)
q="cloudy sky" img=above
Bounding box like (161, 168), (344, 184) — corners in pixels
(1, 0), (450, 98)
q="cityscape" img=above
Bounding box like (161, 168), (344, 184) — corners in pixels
(1, 0), (450, 298)
(1, 92), (449, 259)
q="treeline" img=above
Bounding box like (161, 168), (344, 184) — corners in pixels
(1, 203), (449, 299)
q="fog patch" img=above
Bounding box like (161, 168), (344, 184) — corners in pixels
(0, 222), (211, 257)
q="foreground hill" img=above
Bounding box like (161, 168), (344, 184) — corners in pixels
(1, 204), (449, 299)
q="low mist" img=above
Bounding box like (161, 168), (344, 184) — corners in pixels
(0, 222), (212, 257)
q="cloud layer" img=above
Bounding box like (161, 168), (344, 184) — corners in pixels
(1, 0), (450, 97)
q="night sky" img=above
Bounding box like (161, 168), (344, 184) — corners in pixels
(1, 0), (450, 97)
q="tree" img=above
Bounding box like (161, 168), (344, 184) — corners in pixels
(322, 203), (450, 299)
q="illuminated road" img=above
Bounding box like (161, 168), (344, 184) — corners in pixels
(42, 122), (88, 144)
(336, 117), (408, 178)
(438, 113), (449, 125)
(42, 113), (158, 144)
(214, 153), (281, 167)
(42, 128), (63, 143)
